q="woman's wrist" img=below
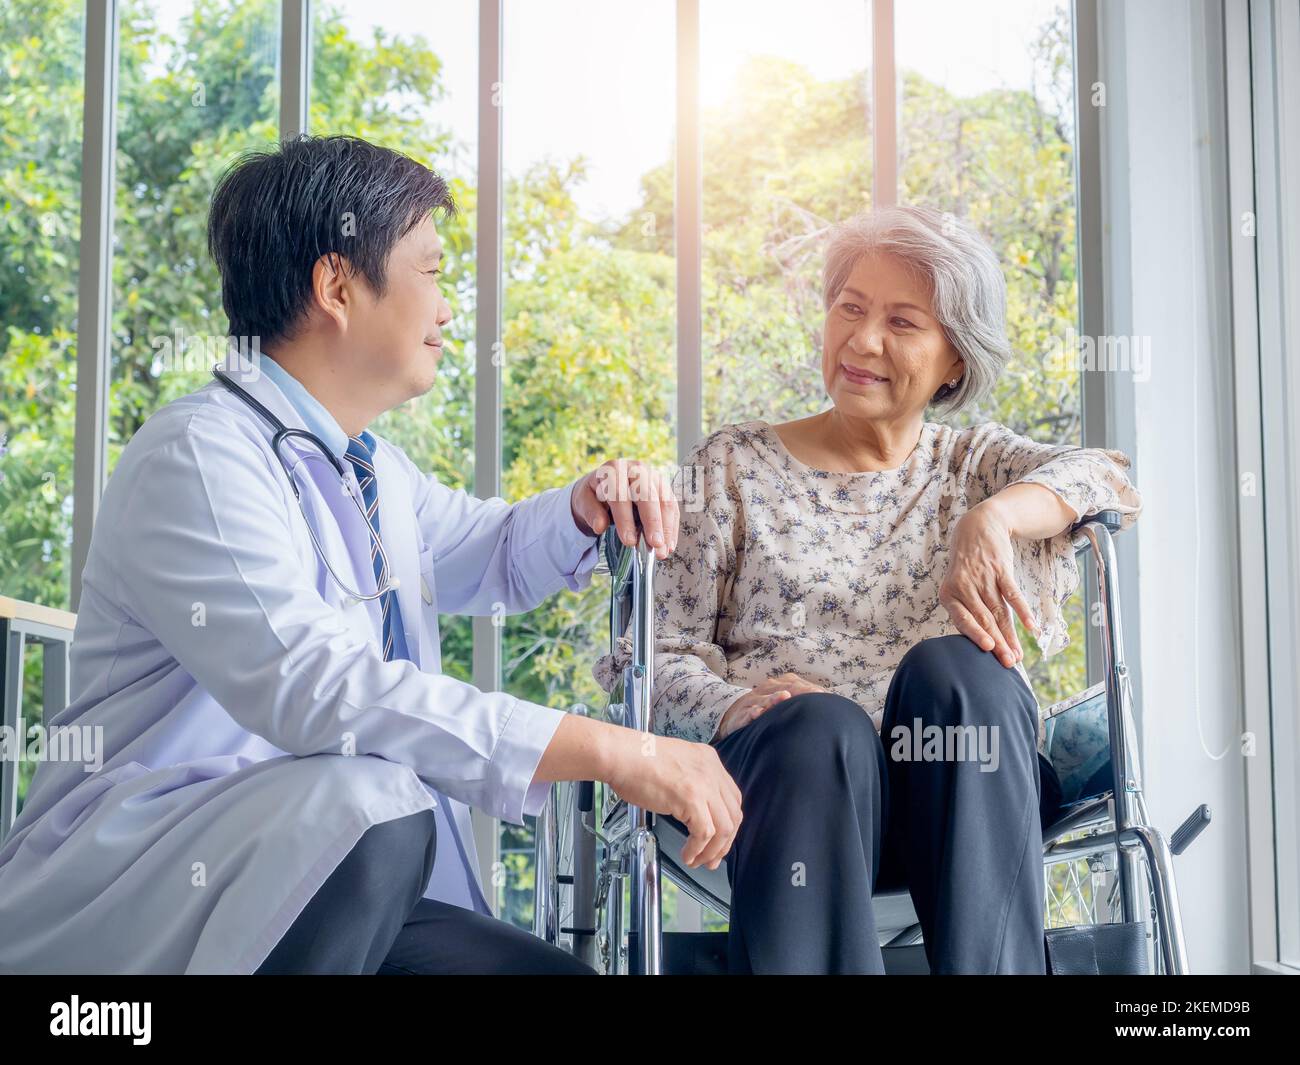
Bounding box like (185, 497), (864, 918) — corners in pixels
(973, 484), (1076, 540)
(968, 495), (1016, 537)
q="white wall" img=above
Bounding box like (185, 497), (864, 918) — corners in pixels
(1099, 0), (1251, 974)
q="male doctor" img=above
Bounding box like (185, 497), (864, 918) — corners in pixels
(0, 135), (747, 974)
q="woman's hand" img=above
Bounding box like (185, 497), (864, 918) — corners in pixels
(714, 672), (828, 742)
(939, 501), (1038, 669)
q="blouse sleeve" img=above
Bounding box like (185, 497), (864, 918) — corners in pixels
(959, 421), (1144, 657)
(591, 431), (751, 744)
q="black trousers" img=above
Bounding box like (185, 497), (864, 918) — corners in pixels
(666, 633), (1063, 974)
(253, 806), (595, 974)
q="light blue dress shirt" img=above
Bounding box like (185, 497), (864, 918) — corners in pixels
(256, 353), (350, 458)
(258, 355), (416, 660)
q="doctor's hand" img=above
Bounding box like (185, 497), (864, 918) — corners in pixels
(602, 727), (742, 871)
(571, 458), (680, 561)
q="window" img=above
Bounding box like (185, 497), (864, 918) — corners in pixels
(0, 0), (86, 819)
(0, 0), (86, 611)
(499, 0), (677, 926)
(310, 0), (480, 684)
(700, 0), (874, 433)
(108, 0), (280, 479)
(898, 0), (1081, 441)
(896, 0), (1086, 705)
(1237, 0), (1300, 971)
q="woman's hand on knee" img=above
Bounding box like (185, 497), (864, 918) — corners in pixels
(714, 673), (828, 742)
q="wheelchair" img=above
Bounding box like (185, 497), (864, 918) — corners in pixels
(534, 511), (1208, 974)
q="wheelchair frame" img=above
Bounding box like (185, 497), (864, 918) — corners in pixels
(534, 512), (1205, 974)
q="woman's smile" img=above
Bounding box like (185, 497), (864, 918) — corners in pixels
(839, 362), (890, 387)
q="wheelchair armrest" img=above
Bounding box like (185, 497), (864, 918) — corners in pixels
(1071, 509), (1123, 535)
(1071, 509), (1123, 559)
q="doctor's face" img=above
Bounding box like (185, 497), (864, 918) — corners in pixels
(343, 214), (453, 408)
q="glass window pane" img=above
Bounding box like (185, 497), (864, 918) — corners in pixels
(700, 0), (873, 435)
(108, 0), (280, 475)
(0, 0), (86, 817)
(501, 0), (676, 928)
(898, 0), (1080, 435)
(897, 0), (1084, 702)
(0, 0), (86, 611)
(311, 0), (479, 684)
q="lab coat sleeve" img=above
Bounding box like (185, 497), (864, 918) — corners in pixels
(406, 457), (602, 616)
(109, 412), (565, 826)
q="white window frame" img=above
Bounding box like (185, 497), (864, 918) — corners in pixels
(1228, 0), (1300, 975)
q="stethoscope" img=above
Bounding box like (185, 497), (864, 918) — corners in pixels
(211, 367), (400, 604)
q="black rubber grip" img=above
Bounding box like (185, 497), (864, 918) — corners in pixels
(1170, 803), (1211, 856)
(1070, 509), (1123, 535)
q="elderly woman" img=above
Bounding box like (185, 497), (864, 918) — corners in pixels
(593, 204), (1142, 975)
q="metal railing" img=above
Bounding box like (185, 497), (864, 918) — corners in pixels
(0, 597), (77, 843)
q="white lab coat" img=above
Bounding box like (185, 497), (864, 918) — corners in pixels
(0, 348), (599, 974)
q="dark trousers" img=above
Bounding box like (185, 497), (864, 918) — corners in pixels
(668, 633), (1063, 974)
(254, 806), (595, 974)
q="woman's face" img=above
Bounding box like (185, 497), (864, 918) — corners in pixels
(821, 251), (965, 424)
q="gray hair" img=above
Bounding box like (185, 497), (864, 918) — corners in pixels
(821, 205), (1010, 416)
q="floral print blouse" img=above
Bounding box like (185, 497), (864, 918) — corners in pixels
(592, 418), (1143, 746)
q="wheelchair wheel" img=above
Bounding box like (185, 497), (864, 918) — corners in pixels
(536, 776), (602, 970)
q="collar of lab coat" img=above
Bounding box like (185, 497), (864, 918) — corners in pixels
(253, 352), (351, 461)
(210, 348), (428, 669)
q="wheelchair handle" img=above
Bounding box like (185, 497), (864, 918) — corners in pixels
(1072, 509), (1124, 535)
(1071, 509), (1124, 560)
(595, 509), (649, 575)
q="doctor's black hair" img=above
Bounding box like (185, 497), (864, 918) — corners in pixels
(206, 134), (458, 348)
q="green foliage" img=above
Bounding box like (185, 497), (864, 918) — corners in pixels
(0, 0), (85, 609)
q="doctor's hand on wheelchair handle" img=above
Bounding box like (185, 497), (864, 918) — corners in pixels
(570, 458), (681, 561)
(714, 672), (830, 743)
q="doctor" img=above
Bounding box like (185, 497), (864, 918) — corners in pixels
(0, 134), (744, 974)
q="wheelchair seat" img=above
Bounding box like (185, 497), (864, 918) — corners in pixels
(652, 811), (923, 946)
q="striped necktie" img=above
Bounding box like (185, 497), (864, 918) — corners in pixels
(344, 430), (396, 661)
(343, 432), (485, 912)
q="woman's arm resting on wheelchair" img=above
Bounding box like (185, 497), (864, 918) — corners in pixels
(943, 484), (1078, 669)
(943, 422), (1144, 662)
